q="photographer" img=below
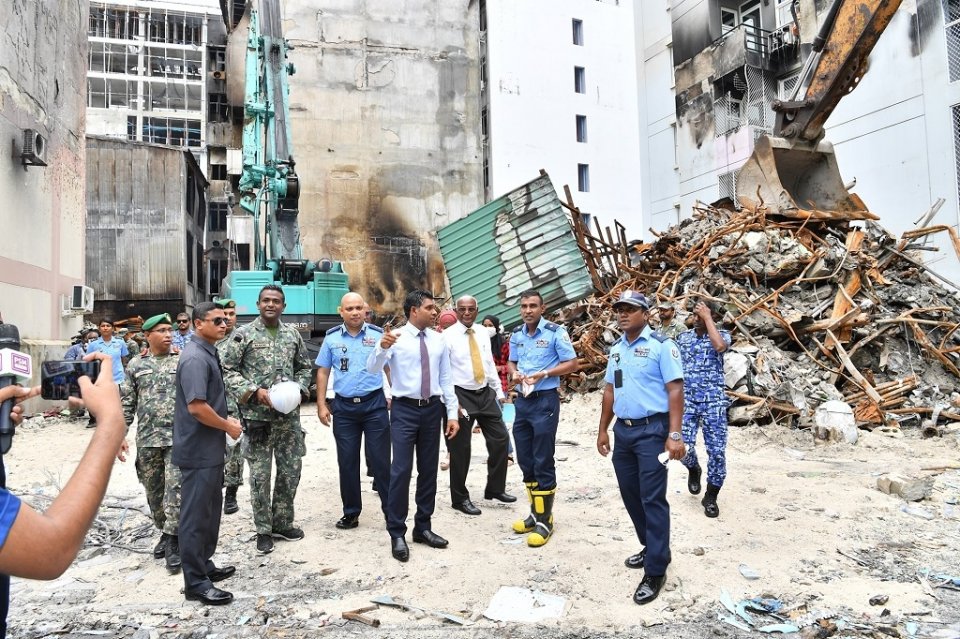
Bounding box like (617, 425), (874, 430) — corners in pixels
(0, 354), (125, 579)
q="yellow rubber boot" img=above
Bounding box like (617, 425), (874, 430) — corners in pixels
(527, 488), (556, 547)
(512, 482), (538, 533)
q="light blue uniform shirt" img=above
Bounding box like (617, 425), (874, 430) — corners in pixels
(316, 323), (384, 397)
(508, 318), (577, 391)
(367, 323), (459, 420)
(605, 325), (684, 419)
(87, 336), (129, 383)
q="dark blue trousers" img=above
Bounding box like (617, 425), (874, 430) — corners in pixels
(331, 393), (391, 518)
(386, 400), (444, 539)
(513, 390), (560, 490)
(612, 417), (672, 576)
(179, 464), (224, 593)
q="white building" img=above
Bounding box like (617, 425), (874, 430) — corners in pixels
(635, 0), (960, 283)
(481, 0), (643, 234)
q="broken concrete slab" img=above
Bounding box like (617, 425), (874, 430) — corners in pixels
(813, 400), (858, 444)
(877, 473), (934, 502)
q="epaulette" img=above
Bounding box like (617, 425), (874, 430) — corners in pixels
(325, 325), (342, 335)
(651, 331), (669, 343)
(512, 324), (523, 333)
(366, 324), (384, 333)
(544, 321), (560, 332)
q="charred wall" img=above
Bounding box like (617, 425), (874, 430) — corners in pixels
(279, 0), (483, 314)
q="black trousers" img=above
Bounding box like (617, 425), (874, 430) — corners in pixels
(448, 386), (509, 504)
(330, 393), (391, 518)
(180, 464), (224, 593)
(386, 400), (444, 538)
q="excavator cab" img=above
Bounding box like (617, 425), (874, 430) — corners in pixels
(734, 0), (900, 221)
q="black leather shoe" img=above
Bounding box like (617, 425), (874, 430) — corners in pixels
(452, 499), (482, 516)
(687, 465), (702, 495)
(208, 565), (236, 583)
(336, 514), (360, 529)
(391, 537), (409, 562)
(624, 549), (646, 569)
(633, 575), (666, 605)
(153, 533), (169, 559)
(223, 487), (239, 515)
(484, 491), (518, 503)
(185, 586), (233, 606)
(412, 530), (449, 548)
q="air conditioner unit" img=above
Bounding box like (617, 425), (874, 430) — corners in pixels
(21, 129), (48, 167)
(62, 285), (95, 316)
(211, 69), (226, 80)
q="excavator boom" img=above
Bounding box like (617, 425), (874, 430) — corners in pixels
(736, 0), (902, 218)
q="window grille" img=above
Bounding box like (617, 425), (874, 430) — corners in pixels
(945, 0), (960, 82)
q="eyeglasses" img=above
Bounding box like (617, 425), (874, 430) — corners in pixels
(202, 317), (228, 326)
(176, 319), (189, 323)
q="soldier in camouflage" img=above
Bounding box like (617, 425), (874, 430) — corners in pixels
(119, 313), (183, 573)
(216, 298), (244, 515)
(221, 285), (312, 555)
(655, 301), (687, 340)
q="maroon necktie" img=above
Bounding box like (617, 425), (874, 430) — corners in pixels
(419, 331), (431, 399)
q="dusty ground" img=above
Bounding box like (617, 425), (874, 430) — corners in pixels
(4, 394), (960, 638)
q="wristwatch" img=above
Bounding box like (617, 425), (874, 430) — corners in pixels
(668, 432), (682, 441)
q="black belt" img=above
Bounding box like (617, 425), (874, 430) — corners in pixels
(335, 389), (381, 404)
(455, 386), (490, 395)
(619, 413), (668, 426)
(518, 388), (558, 399)
(393, 395), (441, 407)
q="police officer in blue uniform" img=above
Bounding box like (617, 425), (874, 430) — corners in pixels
(597, 291), (685, 606)
(676, 300), (731, 518)
(508, 289), (578, 547)
(316, 292), (390, 530)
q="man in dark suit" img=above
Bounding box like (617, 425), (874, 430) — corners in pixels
(174, 302), (243, 605)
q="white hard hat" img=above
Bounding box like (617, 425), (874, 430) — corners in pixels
(268, 380), (303, 415)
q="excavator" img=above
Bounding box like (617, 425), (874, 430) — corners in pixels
(735, 0), (902, 218)
(220, 0), (349, 358)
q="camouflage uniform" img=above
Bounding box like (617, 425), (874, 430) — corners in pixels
(218, 328), (244, 489)
(121, 351), (182, 536)
(221, 318), (311, 535)
(658, 319), (687, 340)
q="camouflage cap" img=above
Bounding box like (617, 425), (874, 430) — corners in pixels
(142, 313), (173, 331)
(216, 298), (237, 309)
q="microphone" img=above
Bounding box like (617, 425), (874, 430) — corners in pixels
(0, 323), (33, 455)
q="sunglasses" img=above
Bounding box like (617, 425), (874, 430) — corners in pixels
(202, 317), (228, 326)
(176, 319), (189, 323)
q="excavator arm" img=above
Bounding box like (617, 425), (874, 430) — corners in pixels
(735, 0), (902, 218)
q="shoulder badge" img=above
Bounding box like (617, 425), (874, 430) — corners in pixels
(325, 326), (341, 335)
(512, 324), (522, 333)
(544, 321), (560, 332)
(651, 331), (670, 343)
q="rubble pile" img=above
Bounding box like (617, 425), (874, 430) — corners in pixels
(560, 204), (960, 430)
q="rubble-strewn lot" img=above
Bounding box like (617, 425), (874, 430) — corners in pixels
(6, 395), (959, 639)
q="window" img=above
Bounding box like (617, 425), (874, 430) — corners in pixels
(208, 92), (229, 122)
(186, 231), (194, 284)
(209, 259), (227, 295)
(945, 0), (960, 82)
(951, 104), (960, 214)
(721, 8), (738, 35)
(196, 240), (205, 294)
(572, 19), (584, 46)
(574, 66), (586, 94)
(576, 115), (587, 143)
(210, 164), (227, 181)
(208, 202), (229, 230)
(481, 106), (489, 138)
(577, 164), (590, 192)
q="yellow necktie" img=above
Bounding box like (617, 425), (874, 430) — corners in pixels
(466, 327), (485, 384)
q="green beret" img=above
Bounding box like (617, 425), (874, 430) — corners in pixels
(142, 313), (173, 331)
(216, 298), (236, 309)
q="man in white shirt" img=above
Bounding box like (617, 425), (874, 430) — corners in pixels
(367, 290), (460, 562)
(443, 296), (515, 516)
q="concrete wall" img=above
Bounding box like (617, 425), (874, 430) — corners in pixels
(0, 0), (88, 355)
(280, 0), (483, 313)
(485, 0), (643, 237)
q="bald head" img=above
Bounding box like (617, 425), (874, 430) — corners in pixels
(339, 292), (366, 332)
(454, 295), (479, 327)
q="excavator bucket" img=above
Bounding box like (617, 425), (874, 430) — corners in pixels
(735, 135), (878, 220)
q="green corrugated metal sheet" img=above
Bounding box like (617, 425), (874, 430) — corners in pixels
(438, 173), (595, 330)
